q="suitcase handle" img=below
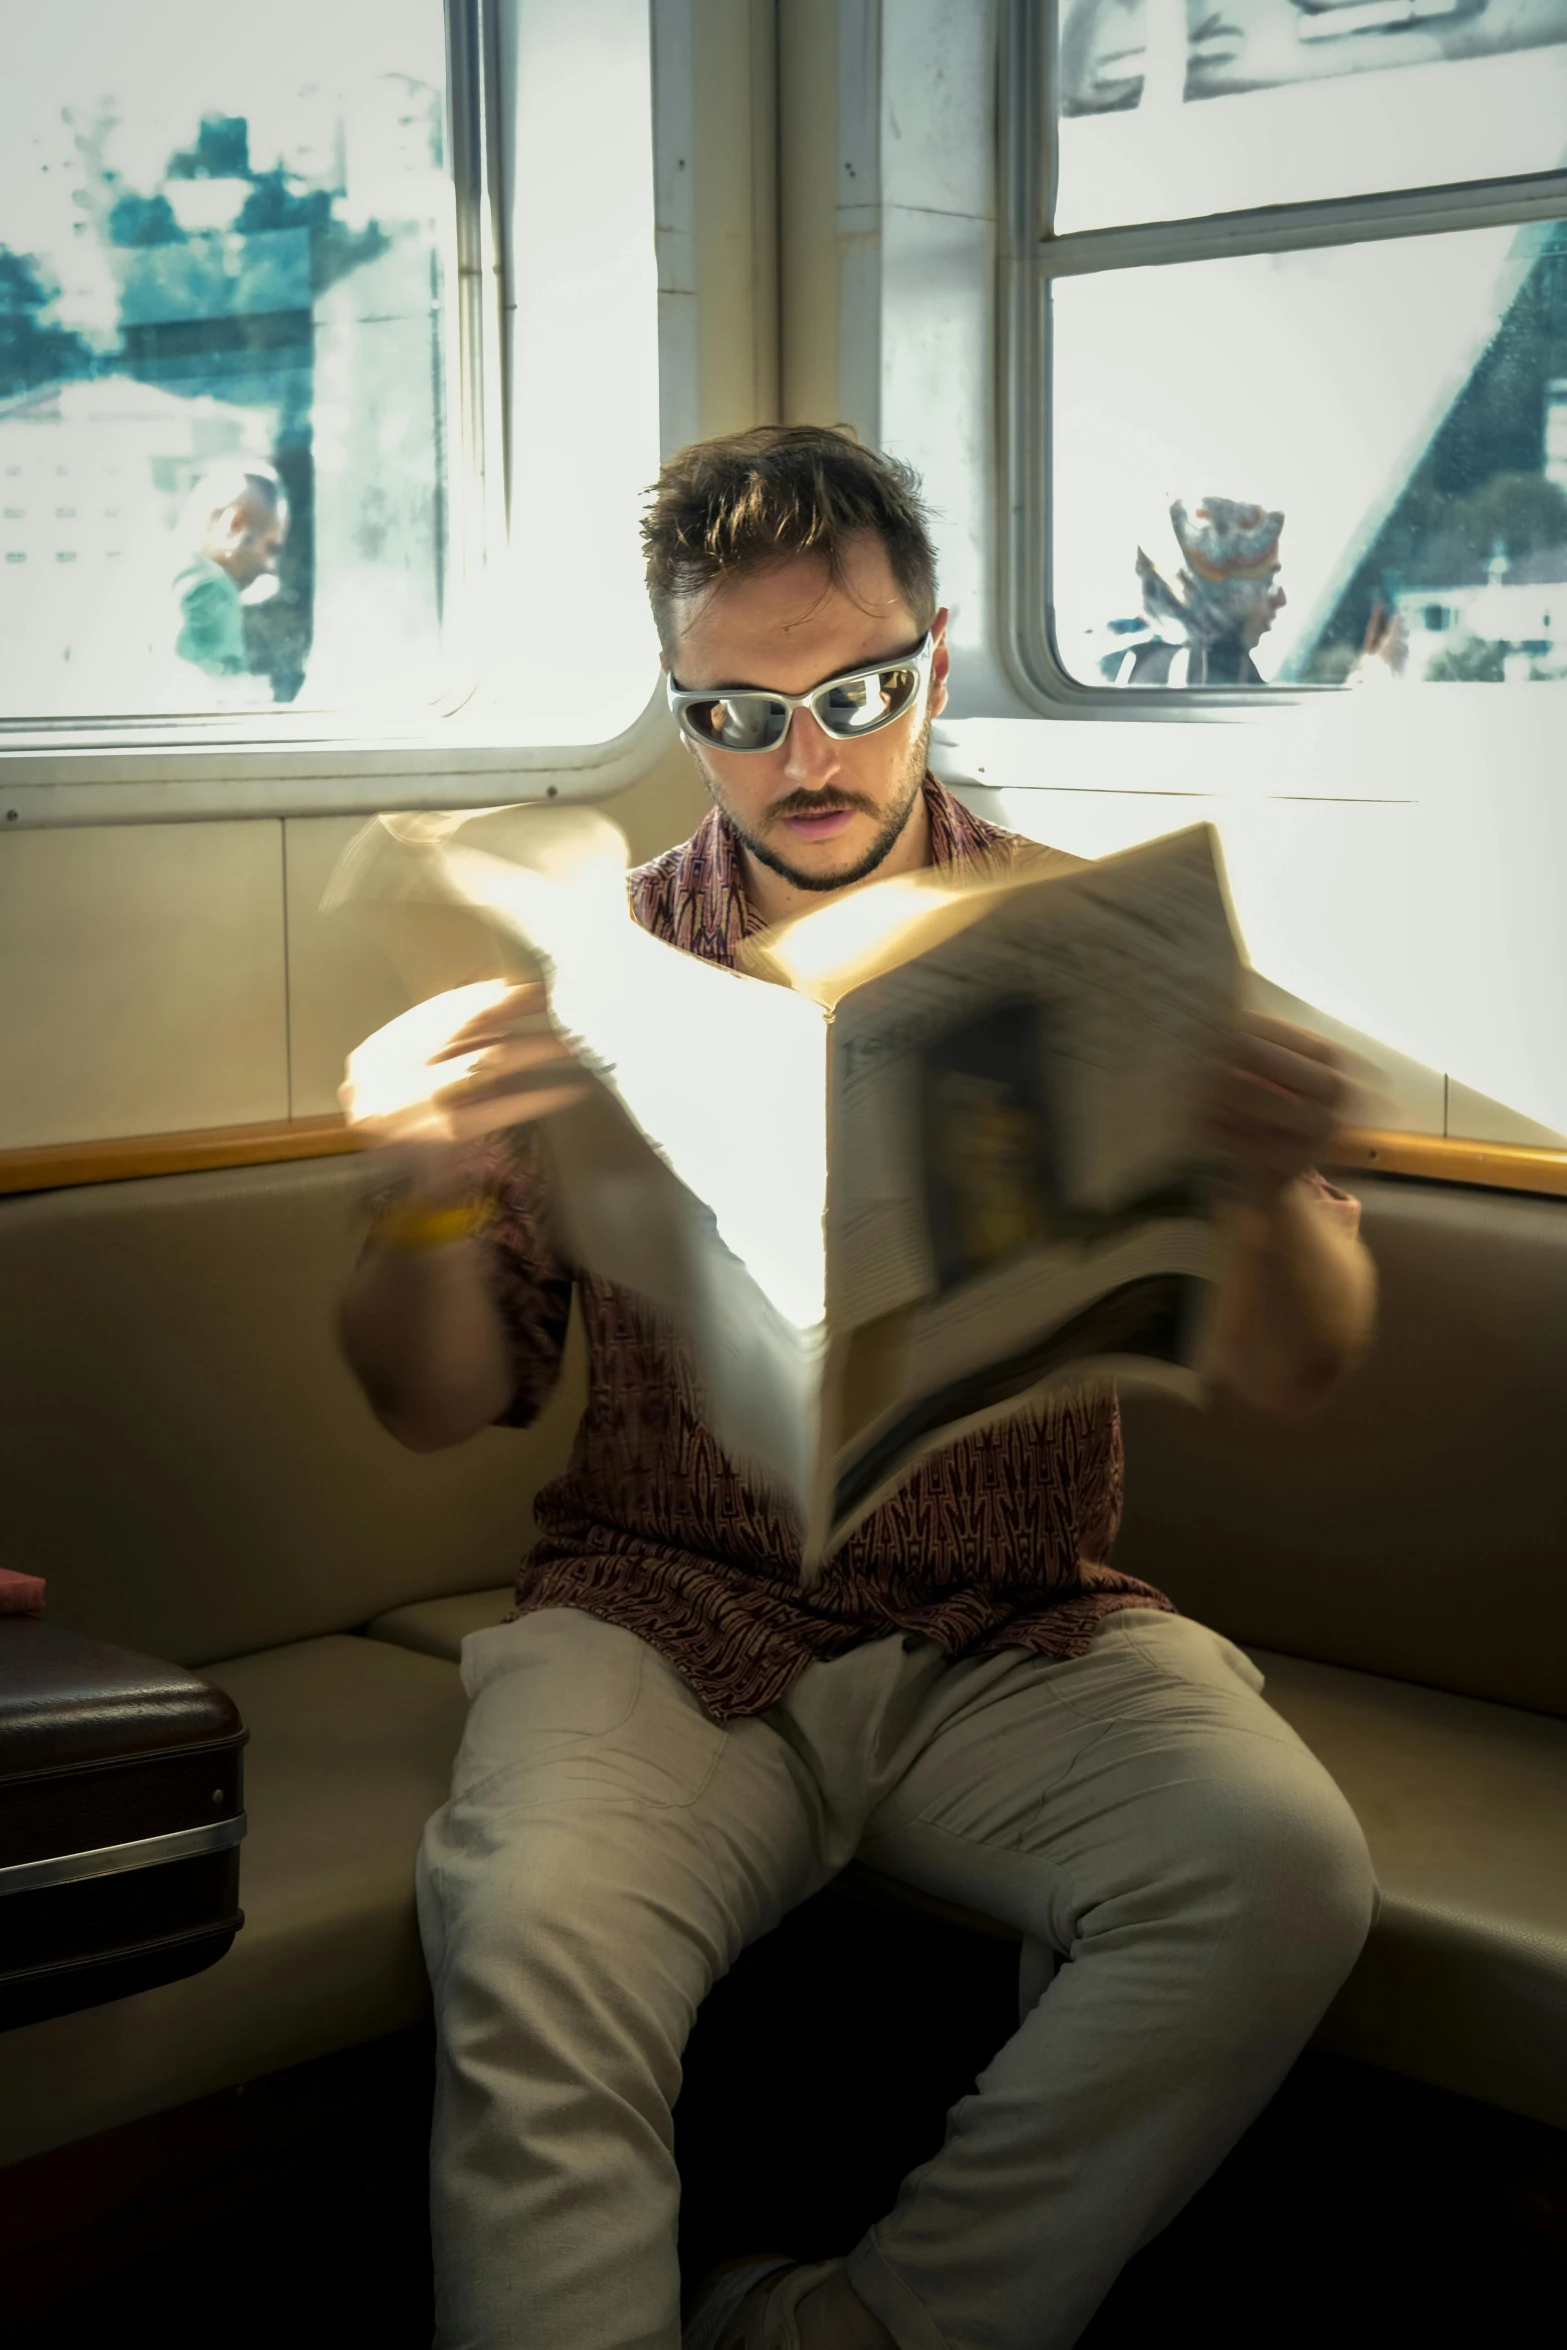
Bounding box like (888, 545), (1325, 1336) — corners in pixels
(0, 1809), (246, 1896)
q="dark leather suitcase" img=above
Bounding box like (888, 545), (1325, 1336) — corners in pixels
(0, 1620), (247, 2032)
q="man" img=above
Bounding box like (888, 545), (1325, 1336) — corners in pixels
(1102, 495), (1287, 687)
(341, 426), (1377, 2350)
(172, 462), (287, 685)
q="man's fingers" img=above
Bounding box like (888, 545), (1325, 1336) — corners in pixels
(430, 981), (551, 1060)
(349, 1074), (592, 1148)
(432, 1033), (579, 1101)
(441, 1082), (592, 1140)
(1228, 1031), (1346, 1107)
(1240, 1013), (1340, 1064)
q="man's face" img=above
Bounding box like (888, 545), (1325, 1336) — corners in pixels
(665, 533), (949, 895)
(206, 491), (288, 588)
(1241, 574), (1287, 649)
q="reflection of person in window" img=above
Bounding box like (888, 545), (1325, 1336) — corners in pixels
(1103, 495), (1285, 685)
(173, 466), (288, 683)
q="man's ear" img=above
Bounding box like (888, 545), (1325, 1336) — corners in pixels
(930, 605), (951, 718)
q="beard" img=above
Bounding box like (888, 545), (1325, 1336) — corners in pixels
(701, 708), (934, 895)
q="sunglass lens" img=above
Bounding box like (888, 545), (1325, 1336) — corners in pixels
(819, 662), (919, 738)
(685, 694), (787, 750)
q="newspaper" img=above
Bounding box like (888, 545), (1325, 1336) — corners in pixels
(363, 816), (1243, 1577)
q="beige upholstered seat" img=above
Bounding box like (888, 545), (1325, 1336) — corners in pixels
(0, 1636), (466, 2168)
(369, 1586), (516, 1661)
(1253, 1650), (1567, 2129)
(3, 1158), (1565, 2170)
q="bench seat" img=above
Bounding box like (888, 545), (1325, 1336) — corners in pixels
(1254, 1649), (1567, 2131)
(4, 1165), (1564, 2174)
(5, 1593), (1562, 2172)
(368, 1585), (515, 1660)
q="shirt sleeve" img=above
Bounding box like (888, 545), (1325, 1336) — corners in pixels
(174, 570), (248, 675)
(458, 1130), (575, 1428)
(1303, 1167), (1361, 1239)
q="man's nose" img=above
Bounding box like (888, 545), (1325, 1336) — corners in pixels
(780, 707), (842, 787)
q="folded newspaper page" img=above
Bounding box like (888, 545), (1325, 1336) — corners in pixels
(357, 816), (1245, 1577)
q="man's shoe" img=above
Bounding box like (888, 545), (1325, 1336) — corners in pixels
(686, 2256), (826, 2350)
(682, 2257), (797, 2350)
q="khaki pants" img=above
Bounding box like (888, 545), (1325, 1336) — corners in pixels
(418, 1607), (1375, 2350)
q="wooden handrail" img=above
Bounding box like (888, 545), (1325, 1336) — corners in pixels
(0, 1114), (361, 1196)
(1326, 1129), (1567, 1199)
(0, 1118), (1563, 1200)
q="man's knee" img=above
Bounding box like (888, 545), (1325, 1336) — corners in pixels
(421, 1801), (712, 2096)
(427, 1806), (644, 1987)
(1183, 1749), (1377, 2003)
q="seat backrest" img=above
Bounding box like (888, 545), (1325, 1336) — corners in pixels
(0, 1156), (584, 1666)
(5, 1162), (1563, 1713)
(1115, 1178), (1567, 1717)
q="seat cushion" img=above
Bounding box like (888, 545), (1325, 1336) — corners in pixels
(0, 1635), (465, 2168)
(367, 1586), (515, 1662)
(1252, 1648), (1567, 2129)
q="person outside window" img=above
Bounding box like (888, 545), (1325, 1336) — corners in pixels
(1101, 494), (1287, 686)
(340, 425), (1378, 2350)
(172, 462), (287, 689)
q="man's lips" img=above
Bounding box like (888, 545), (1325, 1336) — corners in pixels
(775, 806), (861, 841)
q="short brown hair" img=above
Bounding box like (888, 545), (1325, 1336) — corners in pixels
(641, 424), (937, 654)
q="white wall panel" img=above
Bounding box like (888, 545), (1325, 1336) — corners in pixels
(1445, 1081), (1566, 1147)
(283, 817), (419, 1120)
(0, 821), (287, 1148)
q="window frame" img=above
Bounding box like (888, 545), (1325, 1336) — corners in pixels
(0, 0), (670, 828)
(999, 0), (1567, 719)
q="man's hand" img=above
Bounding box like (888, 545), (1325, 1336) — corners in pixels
(1203, 1015), (1376, 1414)
(338, 981), (587, 1452)
(1205, 1014), (1353, 1207)
(341, 979), (591, 1167)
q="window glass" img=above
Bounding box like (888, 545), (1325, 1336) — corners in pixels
(0, 0), (456, 722)
(1055, 0), (1567, 233)
(1050, 221), (1567, 687)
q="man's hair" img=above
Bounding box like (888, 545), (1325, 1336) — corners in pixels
(641, 424), (937, 655)
(180, 460), (284, 543)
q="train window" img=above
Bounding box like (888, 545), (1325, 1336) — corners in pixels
(1037, 0), (1567, 695)
(1054, 224), (1567, 687)
(0, 0), (458, 725)
(0, 0), (660, 761)
(1057, 0), (1567, 229)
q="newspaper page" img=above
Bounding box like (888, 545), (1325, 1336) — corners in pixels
(438, 843), (836, 1516)
(814, 825), (1242, 1555)
(402, 819), (1241, 1573)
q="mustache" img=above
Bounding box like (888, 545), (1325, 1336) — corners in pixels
(765, 790), (876, 821)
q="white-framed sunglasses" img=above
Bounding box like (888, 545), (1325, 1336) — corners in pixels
(667, 632), (935, 754)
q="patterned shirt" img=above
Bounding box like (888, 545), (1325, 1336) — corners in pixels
(475, 779), (1345, 1719)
